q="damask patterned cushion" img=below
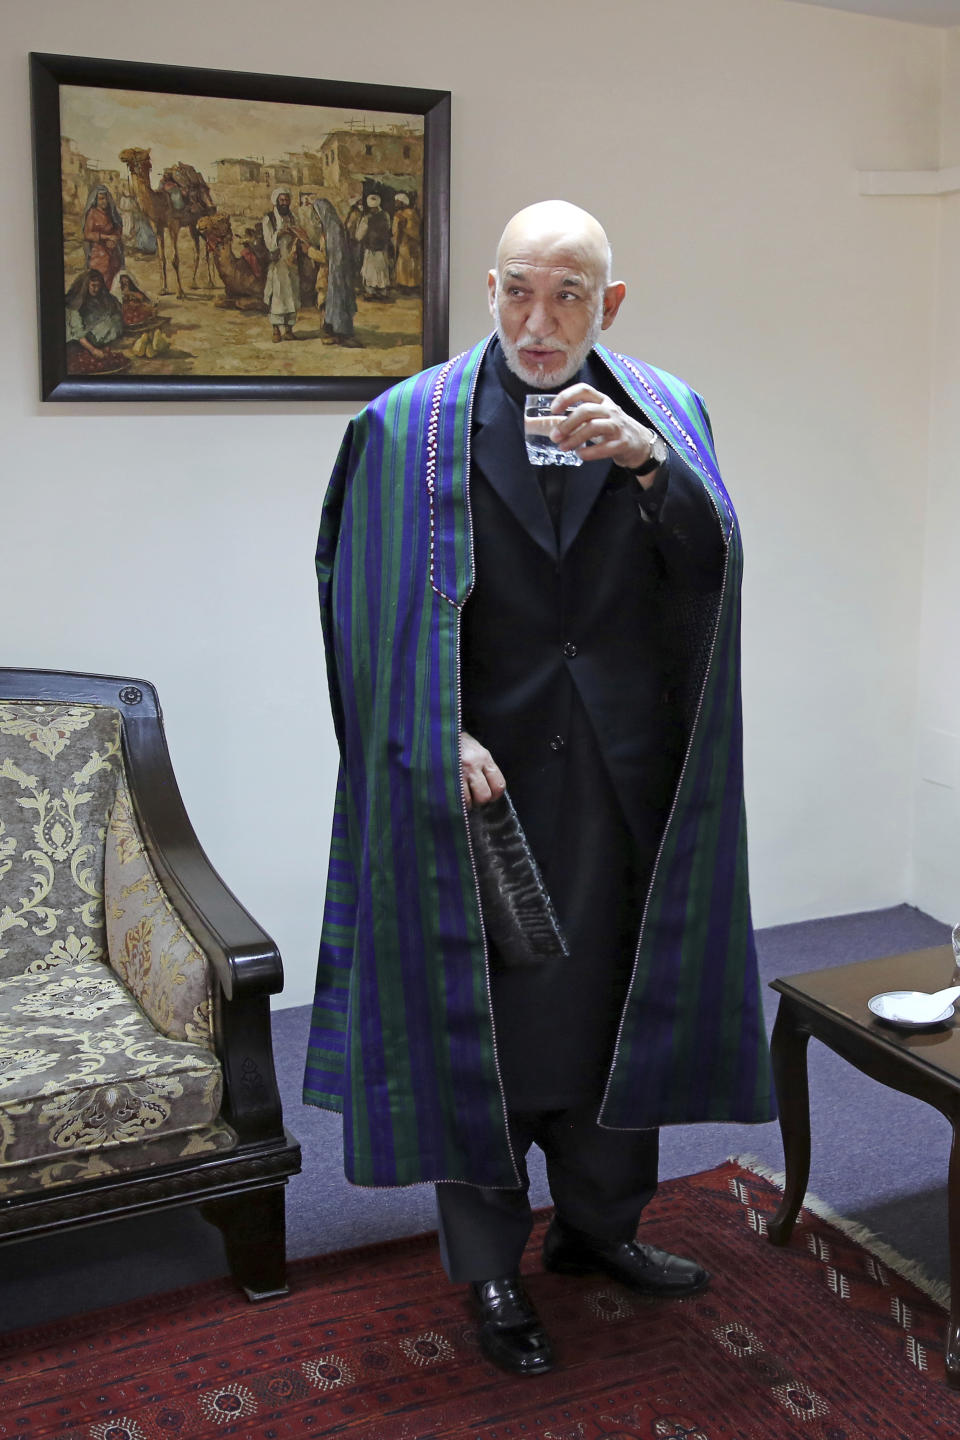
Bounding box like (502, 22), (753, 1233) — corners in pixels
(0, 955), (222, 1169)
(104, 774), (215, 1050)
(0, 1117), (236, 1198)
(0, 703), (122, 980)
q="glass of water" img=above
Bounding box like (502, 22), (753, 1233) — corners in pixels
(524, 394), (583, 467)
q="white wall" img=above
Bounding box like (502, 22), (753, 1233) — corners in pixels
(2, 0), (945, 1006)
(912, 29), (960, 924)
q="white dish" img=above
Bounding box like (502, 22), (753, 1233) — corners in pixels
(868, 990), (956, 1028)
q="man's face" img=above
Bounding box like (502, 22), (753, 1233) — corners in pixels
(487, 243), (616, 389)
(87, 272), (104, 296)
(276, 194), (291, 214)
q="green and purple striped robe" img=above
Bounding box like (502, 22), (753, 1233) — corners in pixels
(304, 336), (775, 1188)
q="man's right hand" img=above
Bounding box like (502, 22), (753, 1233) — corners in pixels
(460, 730), (506, 810)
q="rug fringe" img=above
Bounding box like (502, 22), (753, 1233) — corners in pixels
(727, 1153), (953, 1310)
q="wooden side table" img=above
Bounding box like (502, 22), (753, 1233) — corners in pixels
(767, 945), (960, 1385)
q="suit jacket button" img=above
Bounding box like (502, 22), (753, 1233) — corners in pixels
(549, 735), (565, 752)
(563, 641), (578, 658)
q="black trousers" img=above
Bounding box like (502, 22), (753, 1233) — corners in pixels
(435, 1103), (659, 1283)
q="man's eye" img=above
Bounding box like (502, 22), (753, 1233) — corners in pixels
(558, 291), (579, 302)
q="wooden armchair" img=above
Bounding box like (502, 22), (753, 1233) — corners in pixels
(0, 668), (301, 1299)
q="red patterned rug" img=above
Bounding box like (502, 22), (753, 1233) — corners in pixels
(1, 1158), (958, 1439)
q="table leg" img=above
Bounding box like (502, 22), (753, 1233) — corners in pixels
(767, 997), (811, 1247)
(945, 1121), (960, 1386)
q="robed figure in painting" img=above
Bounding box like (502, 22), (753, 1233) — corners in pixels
(304, 201), (774, 1378)
(117, 272), (158, 330)
(262, 186), (310, 342)
(391, 193), (421, 291)
(355, 193), (392, 299)
(307, 197), (361, 347)
(64, 268), (127, 375)
(81, 183), (125, 291)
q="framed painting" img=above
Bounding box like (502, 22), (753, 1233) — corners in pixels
(30, 52), (450, 402)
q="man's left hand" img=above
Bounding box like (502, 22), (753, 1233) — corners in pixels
(549, 384), (663, 486)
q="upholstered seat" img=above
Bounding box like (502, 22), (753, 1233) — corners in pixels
(0, 670), (301, 1302)
(0, 956), (229, 1189)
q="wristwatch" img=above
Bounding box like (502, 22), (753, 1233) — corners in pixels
(633, 427), (668, 476)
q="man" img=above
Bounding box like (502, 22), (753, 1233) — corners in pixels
(262, 187), (308, 341)
(304, 201), (774, 1377)
(344, 194), (365, 275)
(355, 192), (392, 300)
(391, 193), (421, 292)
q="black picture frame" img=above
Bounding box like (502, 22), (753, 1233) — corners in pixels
(30, 52), (450, 402)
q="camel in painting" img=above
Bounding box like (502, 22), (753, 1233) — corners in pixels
(119, 148), (216, 298)
(196, 215), (268, 310)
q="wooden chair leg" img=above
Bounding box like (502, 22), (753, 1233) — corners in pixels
(202, 1186), (290, 1300)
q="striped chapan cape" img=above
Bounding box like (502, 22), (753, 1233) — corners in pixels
(304, 336), (775, 1188)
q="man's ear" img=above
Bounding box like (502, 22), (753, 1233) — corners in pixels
(487, 270), (498, 317)
(600, 281), (626, 330)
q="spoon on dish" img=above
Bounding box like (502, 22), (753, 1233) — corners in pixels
(881, 984), (960, 1024)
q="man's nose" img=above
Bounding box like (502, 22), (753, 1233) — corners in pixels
(525, 300), (558, 337)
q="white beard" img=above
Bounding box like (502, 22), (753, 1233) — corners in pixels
(495, 293), (604, 389)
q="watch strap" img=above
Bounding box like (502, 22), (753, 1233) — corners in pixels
(633, 428), (667, 476)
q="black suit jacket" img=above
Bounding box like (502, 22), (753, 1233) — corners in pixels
(462, 342), (724, 862)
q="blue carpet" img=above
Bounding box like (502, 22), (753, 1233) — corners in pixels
(0, 903), (949, 1333)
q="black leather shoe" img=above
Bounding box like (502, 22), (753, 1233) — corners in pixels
(470, 1275), (554, 1376)
(542, 1219), (710, 1297)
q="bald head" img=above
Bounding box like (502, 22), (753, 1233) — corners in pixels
(495, 200), (612, 285)
(488, 200), (625, 388)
